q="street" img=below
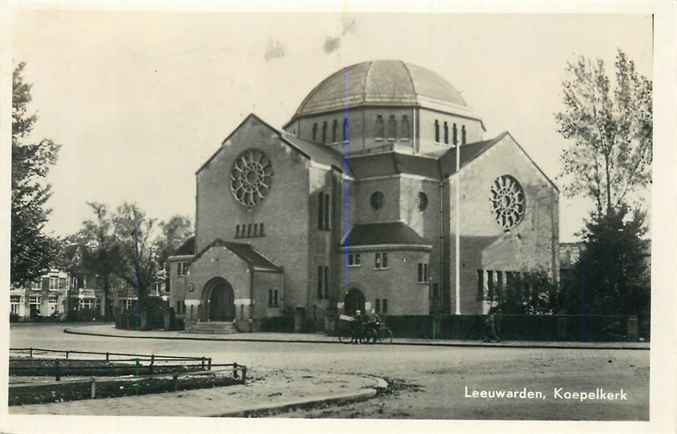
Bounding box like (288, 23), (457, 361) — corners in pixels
(10, 323), (649, 420)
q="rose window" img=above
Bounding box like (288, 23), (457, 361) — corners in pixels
(490, 175), (526, 231)
(230, 149), (273, 208)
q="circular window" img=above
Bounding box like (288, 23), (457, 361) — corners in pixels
(418, 192), (428, 211)
(490, 175), (526, 231)
(230, 149), (273, 208)
(370, 191), (384, 210)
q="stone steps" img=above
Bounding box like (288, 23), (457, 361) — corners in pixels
(187, 321), (238, 334)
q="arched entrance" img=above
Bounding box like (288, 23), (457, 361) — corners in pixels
(201, 277), (235, 321)
(344, 288), (365, 315)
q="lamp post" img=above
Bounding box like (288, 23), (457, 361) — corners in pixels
(455, 141), (461, 315)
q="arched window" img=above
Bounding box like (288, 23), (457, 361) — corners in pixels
(312, 123), (318, 142)
(444, 121), (449, 144)
(400, 115), (410, 139)
(342, 117), (349, 142)
(332, 119), (338, 143)
(375, 115), (385, 139)
(387, 115), (397, 140)
(434, 120), (440, 143)
(461, 125), (467, 144)
(453, 123), (458, 145)
(322, 121), (327, 144)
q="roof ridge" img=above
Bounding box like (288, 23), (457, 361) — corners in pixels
(400, 60), (418, 98)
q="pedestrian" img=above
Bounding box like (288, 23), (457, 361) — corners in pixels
(351, 310), (363, 344)
(483, 307), (501, 343)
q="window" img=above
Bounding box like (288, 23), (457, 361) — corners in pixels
(332, 119), (338, 143)
(10, 295), (21, 303)
(342, 118), (349, 142)
(29, 296), (40, 305)
(444, 121), (449, 144)
(274, 289), (279, 307)
(247, 224), (252, 237)
(417, 263), (429, 283)
(317, 266), (329, 299)
(477, 269), (484, 301)
(11, 303), (19, 314)
(461, 125), (467, 144)
(387, 115), (397, 140)
(370, 191), (384, 210)
(382, 299), (388, 314)
(269, 289), (280, 307)
(48, 295), (58, 304)
(375, 299), (381, 314)
(259, 223), (265, 236)
(496, 271), (504, 294)
(400, 115), (410, 139)
(453, 123), (458, 145)
(487, 270), (495, 299)
(318, 193), (330, 230)
(375, 115), (385, 139)
(50, 277), (58, 290)
(253, 224), (258, 237)
(59, 278), (67, 289)
(312, 123), (318, 142)
(418, 192), (428, 211)
(177, 262), (189, 276)
(348, 253), (361, 267)
(434, 119), (440, 142)
(240, 304), (245, 319)
(322, 121), (327, 144)
(176, 301), (182, 314)
(375, 252), (388, 269)
(235, 225), (240, 238)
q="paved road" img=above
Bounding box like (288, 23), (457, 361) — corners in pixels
(10, 323), (649, 420)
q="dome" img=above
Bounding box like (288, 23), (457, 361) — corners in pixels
(291, 60), (470, 120)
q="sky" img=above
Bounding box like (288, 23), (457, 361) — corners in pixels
(11, 10), (653, 242)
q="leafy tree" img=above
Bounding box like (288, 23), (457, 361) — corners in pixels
(482, 269), (559, 315)
(11, 62), (61, 285)
(78, 202), (123, 319)
(154, 215), (193, 294)
(555, 50), (652, 217)
(112, 203), (158, 328)
(562, 206), (649, 316)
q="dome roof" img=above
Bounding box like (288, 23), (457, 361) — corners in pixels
(291, 60), (471, 120)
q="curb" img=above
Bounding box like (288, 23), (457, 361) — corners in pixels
(211, 387), (378, 417)
(62, 328), (650, 351)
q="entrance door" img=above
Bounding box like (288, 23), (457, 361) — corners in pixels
(344, 288), (366, 315)
(205, 278), (235, 321)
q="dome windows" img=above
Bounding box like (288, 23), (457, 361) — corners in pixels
(387, 115), (397, 141)
(434, 120), (440, 143)
(375, 115), (385, 140)
(418, 192), (428, 211)
(400, 115), (410, 140)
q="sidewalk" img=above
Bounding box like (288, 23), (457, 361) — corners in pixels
(63, 324), (650, 350)
(10, 368), (386, 417)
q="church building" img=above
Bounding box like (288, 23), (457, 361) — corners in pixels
(167, 60), (559, 333)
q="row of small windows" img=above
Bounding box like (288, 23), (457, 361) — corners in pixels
(235, 223), (265, 238)
(310, 115), (413, 144)
(176, 262), (190, 276)
(434, 120), (466, 145)
(312, 118), (350, 144)
(374, 114), (410, 140)
(370, 191), (428, 212)
(417, 263), (429, 283)
(477, 269), (533, 300)
(318, 192), (331, 231)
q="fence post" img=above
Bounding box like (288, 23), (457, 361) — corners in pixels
(233, 362), (238, 379)
(207, 358), (212, 371)
(90, 378), (96, 399)
(55, 360), (61, 381)
(29, 348), (33, 359)
(201, 357), (205, 370)
(241, 366), (247, 384)
(135, 358), (140, 376)
(173, 374), (178, 392)
(65, 351), (69, 360)
(106, 352), (110, 362)
(150, 354), (154, 374)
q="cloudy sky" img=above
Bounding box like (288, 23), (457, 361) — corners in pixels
(12, 10), (653, 241)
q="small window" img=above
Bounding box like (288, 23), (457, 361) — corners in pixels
(477, 269), (484, 301)
(387, 115), (397, 140)
(268, 289), (273, 306)
(375, 115), (385, 139)
(312, 123), (318, 142)
(318, 193), (324, 229)
(259, 223), (265, 236)
(382, 299), (388, 314)
(444, 121), (449, 144)
(375, 252), (388, 269)
(461, 125), (467, 144)
(253, 224), (258, 237)
(322, 121), (327, 144)
(332, 119), (338, 143)
(274, 290), (279, 306)
(417, 263), (429, 283)
(342, 118), (349, 142)
(240, 304), (245, 319)
(247, 224), (252, 237)
(348, 253), (361, 267)
(235, 225), (240, 238)
(453, 123), (458, 145)
(370, 191), (384, 210)
(323, 193), (331, 230)
(418, 192), (428, 211)
(400, 115), (410, 139)
(434, 120), (440, 142)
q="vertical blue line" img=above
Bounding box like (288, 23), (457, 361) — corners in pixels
(342, 67), (350, 290)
